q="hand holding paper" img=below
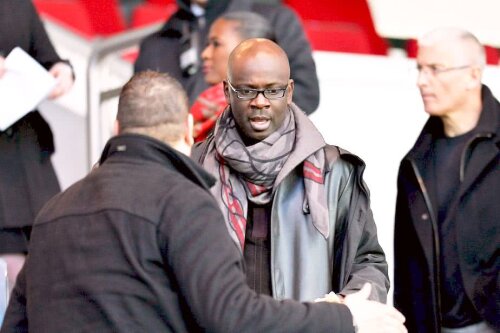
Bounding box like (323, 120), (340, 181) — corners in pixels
(48, 62), (74, 99)
(0, 47), (57, 131)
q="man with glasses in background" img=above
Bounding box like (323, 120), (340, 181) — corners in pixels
(394, 27), (499, 333)
(193, 38), (391, 308)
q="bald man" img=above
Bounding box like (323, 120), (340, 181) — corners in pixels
(193, 38), (395, 327)
(394, 27), (499, 333)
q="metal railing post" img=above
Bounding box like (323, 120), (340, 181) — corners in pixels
(85, 23), (163, 169)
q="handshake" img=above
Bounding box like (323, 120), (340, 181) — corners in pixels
(315, 283), (407, 333)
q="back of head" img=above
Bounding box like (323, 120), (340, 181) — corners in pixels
(418, 27), (486, 69)
(117, 71), (189, 144)
(219, 11), (275, 41)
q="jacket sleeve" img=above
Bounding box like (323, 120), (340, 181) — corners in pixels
(0, 266), (28, 333)
(337, 165), (389, 303)
(260, 5), (320, 114)
(24, 0), (65, 70)
(158, 182), (355, 333)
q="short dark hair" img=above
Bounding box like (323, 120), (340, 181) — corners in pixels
(219, 11), (275, 41)
(117, 71), (189, 143)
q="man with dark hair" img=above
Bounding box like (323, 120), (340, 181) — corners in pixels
(193, 38), (390, 309)
(394, 27), (499, 333)
(0, 71), (406, 333)
(134, 0), (320, 114)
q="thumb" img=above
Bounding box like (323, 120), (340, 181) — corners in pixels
(347, 283), (371, 302)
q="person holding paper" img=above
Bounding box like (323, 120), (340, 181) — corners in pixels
(0, 0), (74, 292)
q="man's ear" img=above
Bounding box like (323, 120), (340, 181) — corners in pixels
(286, 79), (294, 105)
(113, 120), (120, 136)
(223, 80), (231, 104)
(185, 113), (194, 148)
(467, 66), (483, 90)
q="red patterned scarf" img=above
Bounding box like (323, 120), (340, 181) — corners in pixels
(203, 104), (329, 251)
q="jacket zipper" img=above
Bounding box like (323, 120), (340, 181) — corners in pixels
(459, 133), (493, 182)
(409, 159), (442, 332)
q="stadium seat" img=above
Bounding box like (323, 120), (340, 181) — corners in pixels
(145, 0), (176, 4)
(303, 21), (372, 54)
(34, 0), (126, 37)
(284, 0), (388, 55)
(33, 0), (94, 38)
(130, 2), (178, 28)
(79, 0), (126, 35)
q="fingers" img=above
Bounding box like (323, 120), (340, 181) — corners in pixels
(356, 282), (371, 300)
(386, 305), (406, 323)
(48, 62), (74, 99)
(344, 283), (371, 303)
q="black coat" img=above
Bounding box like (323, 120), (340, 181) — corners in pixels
(393, 85), (500, 332)
(1, 134), (355, 333)
(134, 0), (320, 114)
(0, 0), (64, 230)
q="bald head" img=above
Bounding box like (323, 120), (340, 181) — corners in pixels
(227, 38), (290, 81)
(418, 27), (486, 68)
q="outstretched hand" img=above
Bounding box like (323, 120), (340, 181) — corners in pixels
(344, 283), (407, 333)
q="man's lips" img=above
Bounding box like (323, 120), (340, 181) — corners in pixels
(421, 93), (435, 102)
(249, 116), (271, 131)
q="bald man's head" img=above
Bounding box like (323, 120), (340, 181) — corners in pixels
(227, 38), (290, 82)
(223, 38), (294, 145)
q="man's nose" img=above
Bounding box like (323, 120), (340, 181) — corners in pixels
(251, 91), (270, 108)
(417, 69), (429, 88)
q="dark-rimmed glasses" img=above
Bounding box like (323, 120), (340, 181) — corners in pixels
(226, 80), (288, 100)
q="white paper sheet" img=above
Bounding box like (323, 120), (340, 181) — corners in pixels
(0, 47), (56, 131)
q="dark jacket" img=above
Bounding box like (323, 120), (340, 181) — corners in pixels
(0, 0), (64, 230)
(192, 105), (389, 303)
(134, 0), (320, 114)
(1, 134), (356, 333)
(393, 85), (500, 332)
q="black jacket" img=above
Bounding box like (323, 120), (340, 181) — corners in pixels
(134, 0), (320, 114)
(0, 0), (65, 230)
(393, 85), (500, 332)
(1, 134), (356, 333)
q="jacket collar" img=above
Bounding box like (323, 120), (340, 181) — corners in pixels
(405, 84), (499, 162)
(99, 134), (216, 191)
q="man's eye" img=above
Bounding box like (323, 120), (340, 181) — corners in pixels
(429, 65), (439, 72)
(265, 89), (281, 95)
(240, 89), (255, 95)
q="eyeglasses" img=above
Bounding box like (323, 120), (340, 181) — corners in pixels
(226, 80), (288, 100)
(416, 64), (471, 77)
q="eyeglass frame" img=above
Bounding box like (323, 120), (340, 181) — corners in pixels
(226, 80), (288, 100)
(416, 64), (472, 77)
